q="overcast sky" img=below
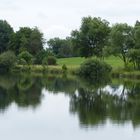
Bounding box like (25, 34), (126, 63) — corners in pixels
(0, 0), (140, 40)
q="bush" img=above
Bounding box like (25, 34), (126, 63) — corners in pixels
(62, 64), (67, 73)
(42, 57), (48, 65)
(0, 51), (16, 72)
(18, 51), (33, 65)
(35, 49), (55, 64)
(17, 58), (27, 65)
(35, 50), (47, 64)
(46, 56), (57, 65)
(78, 59), (112, 79)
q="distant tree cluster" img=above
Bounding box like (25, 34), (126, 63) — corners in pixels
(71, 17), (110, 58)
(47, 37), (73, 58)
(0, 20), (56, 70)
(0, 17), (140, 70)
(0, 20), (13, 53)
(48, 17), (140, 70)
(0, 20), (45, 55)
(9, 27), (45, 55)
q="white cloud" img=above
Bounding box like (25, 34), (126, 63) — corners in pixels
(0, 0), (140, 39)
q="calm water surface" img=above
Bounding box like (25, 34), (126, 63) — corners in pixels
(0, 74), (140, 140)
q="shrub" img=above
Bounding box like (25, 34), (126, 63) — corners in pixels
(35, 49), (55, 64)
(78, 59), (112, 80)
(0, 51), (16, 72)
(18, 51), (33, 65)
(42, 57), (48, 65)
(62, 64), (67, 73)
(42, 57), (48, 72)
(47, 56), (57, 65)
(35, 50), (47, 64)
(17, 58), (27, 65)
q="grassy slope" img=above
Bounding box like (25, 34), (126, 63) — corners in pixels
(57, 57), (140, 78)
(57, 56), (124, 69)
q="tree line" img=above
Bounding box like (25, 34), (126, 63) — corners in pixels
(0, 20), (56, 70)
(48, 17), (140, 70)
(0, 20), (44, 55)
(0, 17), (140, 70)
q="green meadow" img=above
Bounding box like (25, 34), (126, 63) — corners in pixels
(57, 57), (140, 78)
(57, 56), (124, 69)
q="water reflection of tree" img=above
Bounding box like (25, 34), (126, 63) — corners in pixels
(0, 75), (42, 112)
(70, 88), (107, 126)
(0, 74), (140, 129)
(42, 75), (79, 94)
(0, 74), (79, 112)
(70, 80), (140, 128)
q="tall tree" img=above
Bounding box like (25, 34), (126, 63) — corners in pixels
(71, 17), (110, 58)
(47, 37), (72, 58)
(109, 23), (134, 66)
(127, 21), (140, 70)
(9, 27), (44, 55)
(47, 38), (64, 55)
(0, 20), (13, 53)
(134, 21), (140, 49)
(29, 27), (44, 55)
(9, 27), (32, 55)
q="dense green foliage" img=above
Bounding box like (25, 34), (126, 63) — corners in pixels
(47, 37), (73, 58)
(78, 59), (112, 79)
(71, 17), (110, 58)
(9, 27), (44, 55)
(18, 51), (33, 65)
(62, 64), (67, 73)
(0, 51), (16, 72)
(46, 17), (140, 72)
(34, 49), (53, 64)
(109, 23), (134, 66)
(46, 56), (57, 65)
(0, 17), (140, 73)
(134, 21), (140, 49)
(128, 49), (140, 70)
(0, 20), (13, 53)
(42, 57), (48, 66)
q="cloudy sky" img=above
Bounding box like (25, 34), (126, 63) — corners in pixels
(0, 0), (140, 40)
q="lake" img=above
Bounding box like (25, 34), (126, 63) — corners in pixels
(0, 74), (140, 140)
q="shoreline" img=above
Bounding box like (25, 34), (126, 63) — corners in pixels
(12, 65), (140, 80)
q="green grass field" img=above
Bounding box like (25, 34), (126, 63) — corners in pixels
(57, 56), (124, 69)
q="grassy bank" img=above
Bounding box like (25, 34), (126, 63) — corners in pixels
(14, 65), (78, 75)
(13, 56), (140, 79)
(112, 69), (140, 79)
